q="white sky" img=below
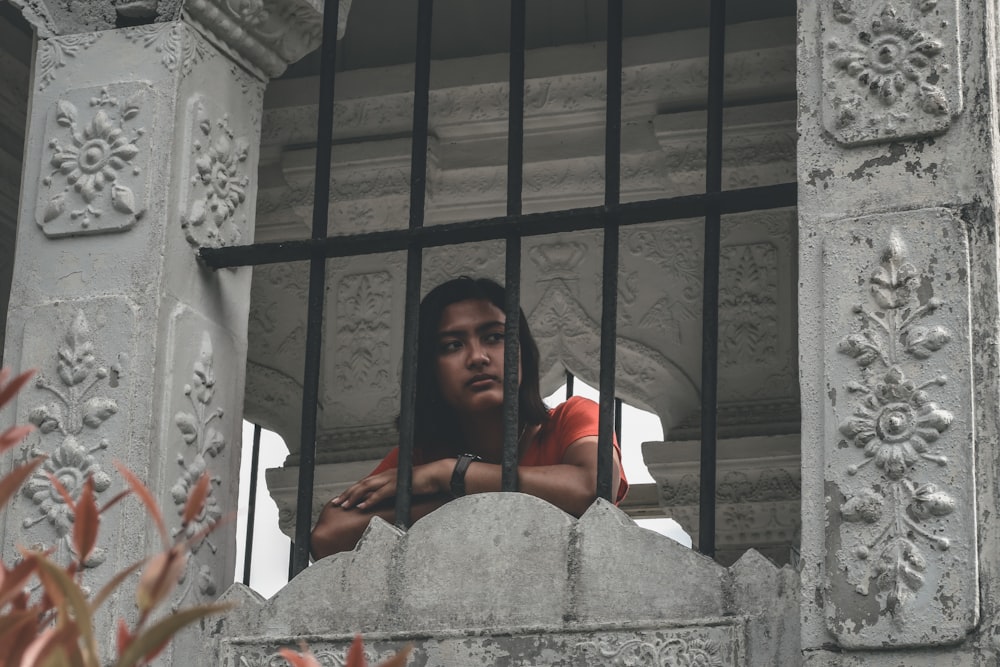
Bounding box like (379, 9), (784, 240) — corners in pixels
(234, 383), (690, 599)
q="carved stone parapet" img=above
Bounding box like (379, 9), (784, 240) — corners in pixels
(643, 435), (802, 566)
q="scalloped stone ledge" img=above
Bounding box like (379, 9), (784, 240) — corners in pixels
(209, 493), (799, 665)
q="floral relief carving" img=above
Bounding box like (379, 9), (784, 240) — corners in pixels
(123, 23), (214, 77)
(575, 635), (725, 666)
(334, 272), (392, 391)
(629, 227), (702, 342)
(36, 34), (101, 91)
(170, 332), (226, 606)
(235, 645), (395, 667)
(21, 310), (122, 568)
(182, 110), (251, 250)
(718, 243), (779, 366)
(822, 1), (961, 144)
(37, 86), (147, 237)
(836, 231), (955, 614)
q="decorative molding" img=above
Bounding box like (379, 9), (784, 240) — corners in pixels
(21, 310), (120, 568)
(170, 332), (225, 606)
(659, 468), (800, 507)
(184, 0), (329, 78)
(123, 22), (215, 78)
(574, 635), (726, 666)
(719, 243), (779, 367)
(35, 34), (101, 91)
(821, 0), (962, 145)
(823, 212), (976, 647)
(181, 106), (251, 250)
(36, 84), (150, 237)
(234, 646), (393, 667)
(332, 272), (392, 392)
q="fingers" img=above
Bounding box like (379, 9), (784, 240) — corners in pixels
(330, 472), (396, 510)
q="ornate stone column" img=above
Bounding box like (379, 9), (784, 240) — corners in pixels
(0, 0), (331, 661)
(799, 0), (999, 662)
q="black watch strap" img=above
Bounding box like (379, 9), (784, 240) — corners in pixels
(450, 453), (482, 497)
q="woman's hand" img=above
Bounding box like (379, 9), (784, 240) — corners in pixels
(330, 458), (455, 510)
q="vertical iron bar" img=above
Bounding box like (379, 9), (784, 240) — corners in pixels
(614, 397), (622, 445)
(394, 0), (434, 528)
(699, 0), (726, 559)
(596, 0), (623, 502)
(566, 370), (574, 400)
(291, 0), (340, 577)
(288, 541), (295, 582)
(242, 423), (263, 587)
(501, 0), (527, 492)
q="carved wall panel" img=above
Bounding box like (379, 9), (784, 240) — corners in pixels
(820, 0), (962, 145)
(160, 308), (242, 612)
(822, 209), (975, 646)
(122, 22), (215, 78)
(35, 83), (152, 238)
(35, 34), (101, 91)
(5, 298), (133, 588)
(180, 94), (253, 250)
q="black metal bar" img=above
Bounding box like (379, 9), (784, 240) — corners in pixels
(288, 541), (295, 581)
(394, 0), (434, 529)
(614, 397), (622, 445)
(200, 183), (796, 269)
(242, 423), (263, 587)
(698, 0), (727, 559)
(596, 0), (623, 503)
(565, 370), (574, 400)
(501, 0), (526, 492)
(291, 0), (340, 578)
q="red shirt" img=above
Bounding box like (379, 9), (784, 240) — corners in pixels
(370, 396), (629, 504)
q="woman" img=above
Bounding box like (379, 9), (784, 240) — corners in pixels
(310, 277), (628, 559)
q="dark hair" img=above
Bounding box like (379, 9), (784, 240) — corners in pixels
(413, 276), (548, 453)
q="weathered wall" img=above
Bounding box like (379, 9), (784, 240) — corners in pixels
(798, 0), (1000, 662)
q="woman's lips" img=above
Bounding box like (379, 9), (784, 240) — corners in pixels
(467, 374), (499, 389)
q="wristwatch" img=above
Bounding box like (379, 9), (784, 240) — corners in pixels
(450, 453), (482, 497)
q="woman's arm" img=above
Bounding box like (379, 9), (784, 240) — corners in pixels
(310, 492), (452, 560)
(329, 437), (620, 521)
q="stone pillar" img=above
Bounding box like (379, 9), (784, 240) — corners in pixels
(799, 0), (999, 662)
(0, 0), (326, 661)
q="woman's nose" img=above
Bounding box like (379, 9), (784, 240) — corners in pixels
(466, 344), (489, 367)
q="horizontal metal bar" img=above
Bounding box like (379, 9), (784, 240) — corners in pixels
(200, 183), (796, 269)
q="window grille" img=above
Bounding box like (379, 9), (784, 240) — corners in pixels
(201, 0), (798, 577)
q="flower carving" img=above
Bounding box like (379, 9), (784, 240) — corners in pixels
(170, 332), (226, 607)
(831, 6), (948, 115)
(38, 88), (145, 235)
(21, 310), (122, 568)
(836, 230), (956, 613)
(182, 113), (250, 250)
(839, 367), (951, 479)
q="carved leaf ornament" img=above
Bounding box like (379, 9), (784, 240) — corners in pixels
(22, 311), (120, 568)
(170, 332), (226, 606)
(575, 636), (724, 666)
(836, 231), (955, 613)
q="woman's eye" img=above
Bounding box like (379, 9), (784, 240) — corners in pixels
(440, 340), (462, 353)
(485, 332), (505, 344)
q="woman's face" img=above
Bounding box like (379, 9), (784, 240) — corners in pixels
(434, 298), (520, 415)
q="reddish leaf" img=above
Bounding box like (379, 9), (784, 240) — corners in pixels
(90, 557), (145, 614)
(113, 602), (231, 667)
(30, 553), (97, 661)
(44, 470), (76, 509)
(374, 646), (412, 667)
(72, 476), (99, 565)
(0, 424), (34, 455)
(114, 461), (168, 546)
(0, 368), (34, 411)
(346, 635), (367, 667)
(116, 618), (132, 658)
(98, 487), (132, 515)
(182, 473), (210, 526)
(0, 557), (40, 608)
(278, 644), (323, 667)
(0, 609), (38, 650)
(0, 456), (45, 511)
(135, 545), (188, 613)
